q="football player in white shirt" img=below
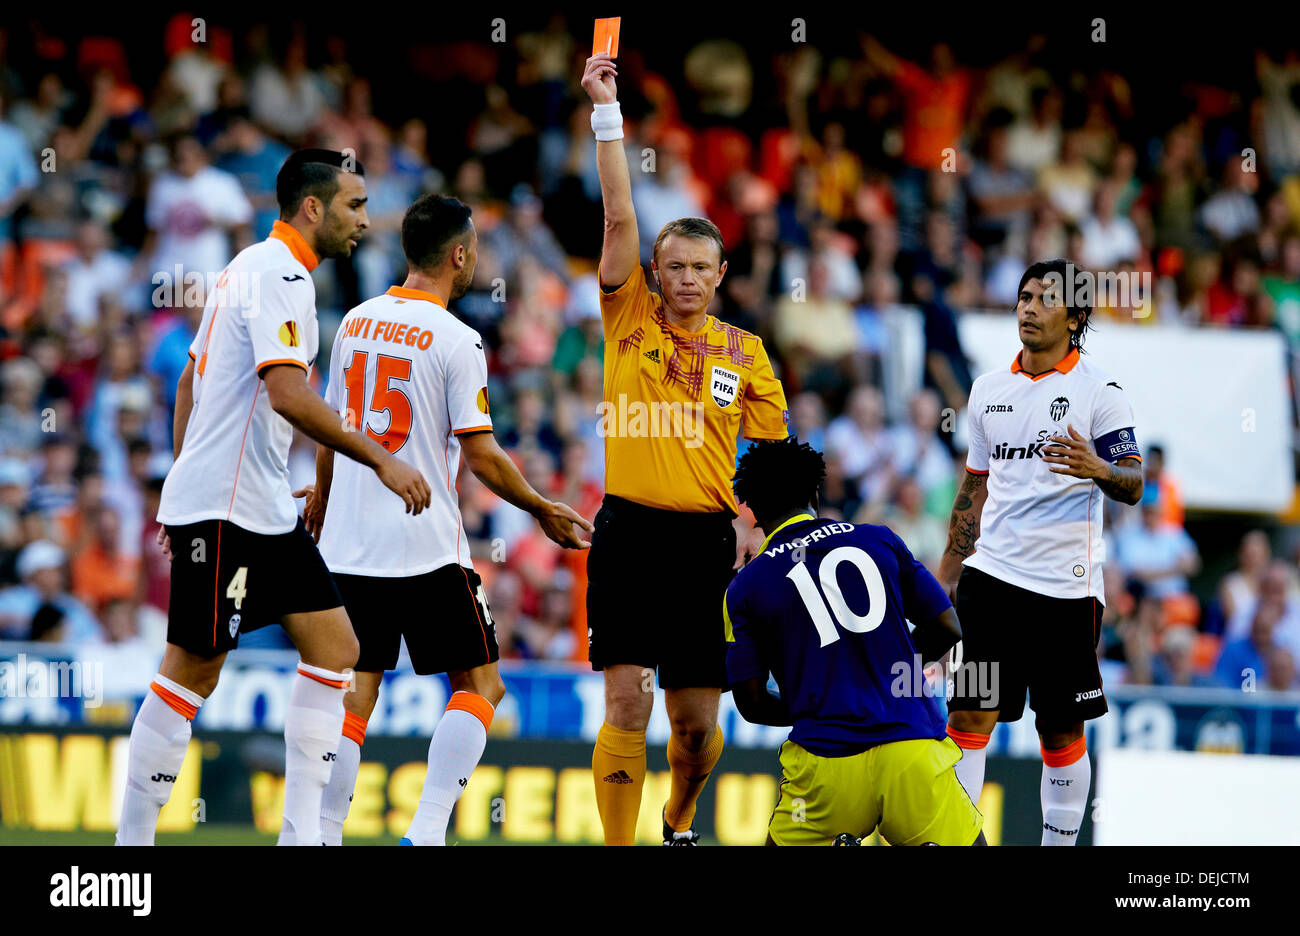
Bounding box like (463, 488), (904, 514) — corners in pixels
(937, 258), (1144, 846)
(304, 194), (593, 845)
(117, 150), (432, 848)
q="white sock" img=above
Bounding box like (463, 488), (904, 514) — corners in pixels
(947, 728), (989, 805)
(115, 675), (202, 846)
(1041, 740), (1091, 846)
(404, 691), (493, 846)
(278, 663), (349, 846)
(321, 712), (366, 846)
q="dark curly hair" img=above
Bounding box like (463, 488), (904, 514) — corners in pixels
(732, 436), (826, 529)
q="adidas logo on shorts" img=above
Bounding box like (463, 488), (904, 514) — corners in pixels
(603, 769), (634, 784)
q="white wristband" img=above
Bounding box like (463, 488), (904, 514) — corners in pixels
(591, 101), (624, 141)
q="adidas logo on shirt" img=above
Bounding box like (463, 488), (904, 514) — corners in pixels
(643, 348), (660, 364)
(603, 770), (634, 784)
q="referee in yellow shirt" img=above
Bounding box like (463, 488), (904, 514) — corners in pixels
(581, 52), (790, 845)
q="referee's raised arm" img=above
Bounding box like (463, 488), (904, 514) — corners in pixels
(581, 53), (639, 289)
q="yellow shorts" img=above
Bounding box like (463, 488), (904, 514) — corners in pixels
(768, 736), (983, 846)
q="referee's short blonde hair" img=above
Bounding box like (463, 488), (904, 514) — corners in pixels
(653, 217), (725, 265)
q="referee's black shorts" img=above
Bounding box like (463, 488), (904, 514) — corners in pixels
(585, 494), (736, 690)
(947, 565), (1107, 725)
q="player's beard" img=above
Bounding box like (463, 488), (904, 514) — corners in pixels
(450, 264), (474, 301)
(317, 208), (360, 260)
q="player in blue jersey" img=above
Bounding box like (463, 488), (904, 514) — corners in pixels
(724, 437), (986, 846)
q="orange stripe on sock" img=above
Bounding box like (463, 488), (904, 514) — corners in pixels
(151, 681), (198, 721)
(1042, 737), (1087, 767)
(446, 691), (494, 731)
(342, 711), (367, 746)
(947, 727), (991, 750)
(298, 667), (350, 689)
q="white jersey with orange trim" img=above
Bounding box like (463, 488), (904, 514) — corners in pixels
(316, 285), (493, 577)
(158, 221), (322, 535)
(962, 347), (1141, 602)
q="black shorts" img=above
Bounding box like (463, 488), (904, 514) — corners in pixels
(165, 517), (342, 658)
(947, 566), (1107, 724)
(333, 564), (499, 676)
(585, 494), (736, 690)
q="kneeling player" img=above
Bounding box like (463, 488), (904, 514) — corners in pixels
(306, 194), (592, 845)
(724, 438), (985, 846)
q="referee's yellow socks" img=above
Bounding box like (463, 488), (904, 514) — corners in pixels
(593, 722), (646, 845)
(665, 724), (724, 833)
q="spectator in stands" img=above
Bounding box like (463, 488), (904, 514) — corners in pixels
(1204, 249), (1274, 327)
(139, 477), (168, 615)
(870, 474), (947, 572)
(0, 458), (28, 578)
(778, 213), (863, 305)
(553, 275), (604, 380)
(1038, 129), (1098, 224)
(1225, 560), (1300, 656)
(818, 448), (862, 523)
(142, 132), (253, 293)
(1080, 180), (1141, 272)
(0, 539), (98, 643)
(772, 255), (860, 391)
(1006, 86), (1064, 175)
(629, 133), (705, 263)
(61, 220), (133, 336)
(1200, 154), (1261, 244)
(0, 89), (39, 245)
(70, 501), (138, 610)
(1142, 443), (1185, 528)
(213, 108), (290, 240)
(248, 33), (327, 141)
(888, 389), (954, 507)
(1216, 599), (1286, 689)
(0, 357), (45, 457)
(488, 568), (528, 660)
(874, 39), (971, 171)
(1265, 645), (1298, 690)
(1115, 589), (1163, 686)
(1219, 529), (1273, 622)
(1262, 230), (1300, 347)
(789, 392), (828, 454)
(1152, 625), (1216, 688)
(485, 184), (571, 286)
(966, 108), (1035, 253)
(1113, 489), (1201, 600)
(826, 384), (894, 501)
(499, 385), (564, 467)
(516, 577), (578, 661)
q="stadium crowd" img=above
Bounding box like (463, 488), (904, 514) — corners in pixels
(0, 16), (1297, 690)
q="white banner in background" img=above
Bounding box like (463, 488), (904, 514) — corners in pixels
(958, 313), (1295, 513)
(1097, 747), (1300, 844)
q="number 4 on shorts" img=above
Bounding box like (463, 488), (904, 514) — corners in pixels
(226, 566), (249, 610)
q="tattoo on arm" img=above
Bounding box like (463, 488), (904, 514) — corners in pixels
(1095, 458), (1144, 505)
(945, 513), (979, 559)
(943, 472), (985, 561)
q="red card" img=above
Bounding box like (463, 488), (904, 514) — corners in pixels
(593, 17), (621, 58)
